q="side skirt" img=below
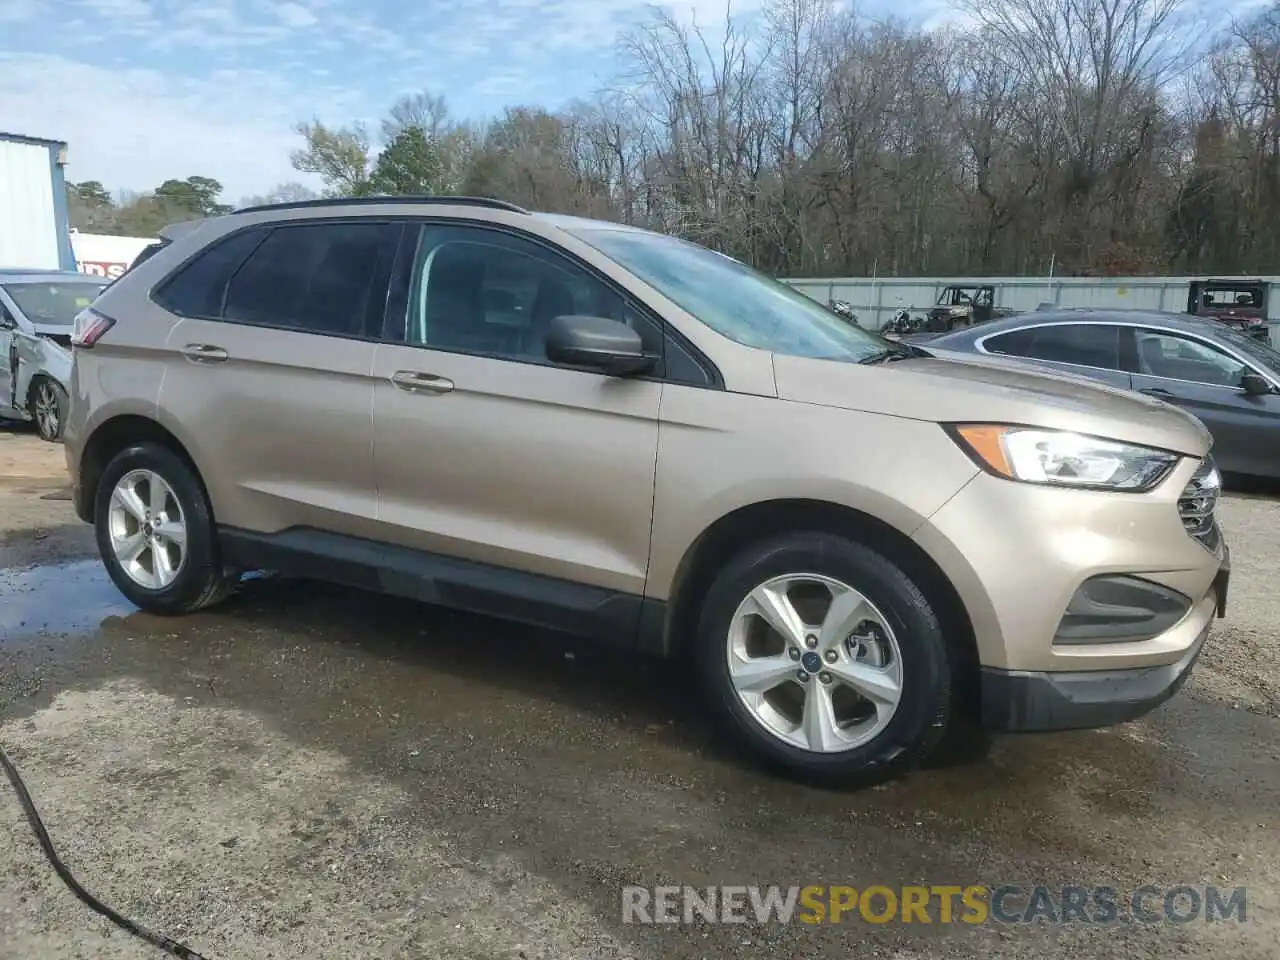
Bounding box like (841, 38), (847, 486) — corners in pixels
(218, 525), (669, 653)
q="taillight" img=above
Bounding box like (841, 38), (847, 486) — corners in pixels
(71, 308), (116, 348)
(1247, 317), (1263, 325)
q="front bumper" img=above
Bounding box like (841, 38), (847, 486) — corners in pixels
(915, 459), (1225, 671)
(912, 454), (1228, 731)
(981, 547), (1228, 732)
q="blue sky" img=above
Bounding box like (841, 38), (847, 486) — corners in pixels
(0, 0), (1263, 206)
(0, 0), (937, 203)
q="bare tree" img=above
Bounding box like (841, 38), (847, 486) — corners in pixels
(381, 91), (452, 142)
(270, 0), (1280, 278)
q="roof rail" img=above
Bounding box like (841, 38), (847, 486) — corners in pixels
(232, 195), (530, 215)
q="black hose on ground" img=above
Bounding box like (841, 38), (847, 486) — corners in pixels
(0, 740), (213, 959)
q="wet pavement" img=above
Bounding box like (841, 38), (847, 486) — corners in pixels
(0, 559), (136, 640)
(0, 547), (1276, 960)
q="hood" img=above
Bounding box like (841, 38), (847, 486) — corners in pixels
(30, 323), (73, 348)
(771, 350), (1212, 458)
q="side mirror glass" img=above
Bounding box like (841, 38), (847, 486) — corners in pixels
(0, 310), (14, 330)
(1241, 371), (1272, 396)
(545, 315), (659, 377)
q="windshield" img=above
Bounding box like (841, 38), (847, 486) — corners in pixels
(4, 280), (106, 325)
(570, 227), (888, 362)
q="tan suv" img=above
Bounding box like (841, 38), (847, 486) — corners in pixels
(63, 197), (1230, 784)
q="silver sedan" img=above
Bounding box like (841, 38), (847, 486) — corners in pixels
(923, 309), (1280, 480)
(0, 269), (108, 441)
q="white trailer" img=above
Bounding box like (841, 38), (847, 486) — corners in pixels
(0, 132), (75, 271)
(70, 231), (160, 279)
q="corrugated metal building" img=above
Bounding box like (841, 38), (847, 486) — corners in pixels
(0, 132), (75, 271)
(784, 275), (1280, 344)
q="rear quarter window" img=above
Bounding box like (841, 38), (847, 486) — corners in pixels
(153, 228), (271, 318)
(986, 324), (1120, 369)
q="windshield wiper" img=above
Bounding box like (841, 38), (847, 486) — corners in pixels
(859, 343), (928, 364)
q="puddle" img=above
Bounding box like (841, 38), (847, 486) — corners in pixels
(0, 559), (137, 641)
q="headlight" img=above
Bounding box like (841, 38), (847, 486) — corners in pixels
(947, 424), (1179, 491)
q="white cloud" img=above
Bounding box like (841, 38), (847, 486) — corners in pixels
(0, 0), (886, 201)
(0, 52), (353, 201)
(918, 0), (977, 32)
(274, 1), (318, 29)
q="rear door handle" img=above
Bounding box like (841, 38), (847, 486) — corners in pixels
(181, 343), (228, 363)
(390, 371), (454, 395)
(1140, 387), (1176, 399)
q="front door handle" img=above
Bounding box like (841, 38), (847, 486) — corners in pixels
(181, 343), (228, 363)
(390, 371), (454, 395)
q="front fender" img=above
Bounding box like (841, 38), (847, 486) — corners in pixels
(645, 389), (983, 603)
(13, 332), (71, 409)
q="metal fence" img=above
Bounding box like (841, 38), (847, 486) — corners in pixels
(782, 275), (1280, 345)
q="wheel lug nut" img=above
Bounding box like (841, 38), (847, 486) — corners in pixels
(819, 672), (833, 684)
(789, 648), (801, 661)
(823, 650), (837, 663)
(804, 635), (818, 649)
(796, 670), (810, 682)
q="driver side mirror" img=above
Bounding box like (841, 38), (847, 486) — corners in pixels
(545, 314), (659, 377)
(1241, 371), (1272, 396)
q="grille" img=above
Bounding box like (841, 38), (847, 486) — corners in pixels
(1178, 457), (1221, 551)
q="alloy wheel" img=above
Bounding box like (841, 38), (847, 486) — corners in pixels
(107, 469), (188, 590)
(34, 382), (59, 438)
(726, 573), (904, 753)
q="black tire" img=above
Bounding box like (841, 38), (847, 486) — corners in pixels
(695, 532), (952, 788)
(93, 442), (236, 615)
(30, 377), (68, 443)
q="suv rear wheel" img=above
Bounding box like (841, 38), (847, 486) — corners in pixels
(94, 442), (236, 614)
(696, 532), (952, 786)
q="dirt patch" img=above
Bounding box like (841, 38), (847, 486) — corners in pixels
(0, 423), (63, 482)
(0, 430), (94, 566)
(0, 579), (1273, 960)
(0, 681), (637, 960)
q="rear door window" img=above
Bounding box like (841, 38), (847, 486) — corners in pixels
(223, 221), (400, 338)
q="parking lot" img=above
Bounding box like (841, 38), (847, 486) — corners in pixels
(0, 424), (1276, 959)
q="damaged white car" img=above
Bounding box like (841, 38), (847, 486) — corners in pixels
(1, 270), (107, 442)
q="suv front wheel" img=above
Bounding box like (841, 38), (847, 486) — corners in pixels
(696, 532), (953, 786)
(94, 442), (237, 615)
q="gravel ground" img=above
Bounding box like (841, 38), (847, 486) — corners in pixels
(1192, 493), (1280, 719)
(0, 425), (1276, 959)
